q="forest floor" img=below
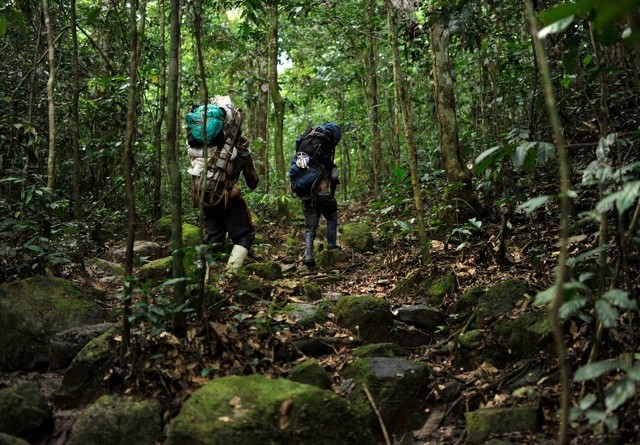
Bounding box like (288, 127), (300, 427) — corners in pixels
(30, 197), (639, 444)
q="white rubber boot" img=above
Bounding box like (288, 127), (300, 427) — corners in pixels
(226, 245), (249, 272)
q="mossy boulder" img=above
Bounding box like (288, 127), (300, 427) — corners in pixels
(243, 262), (282, 280)
(154, 216), (202, 247)
(48, 322), (117, 371)
(67, 395), (163, 445)
(288, 359), (332, 390)
(165, 374), (375, 445)
(394, 305), (444, 331)
(458, 330), (485, 349)
(484, 310), (552, 365)
(316, 248), (349, 268)
(0, 382), (54, 443)
(451, 286), (485, 319)
(344, 357), (430, 433)
(465, 406), (542, 444)
(113, 240), (164, 265)
(0, 277), (106, 372)
(341, 223), (374, 253)
(353, 343), (400, 358)
(390, 269), (456, 306)
(55, 327), (118, 408)
(280, 303), (328, 328)
(88, 258), (125, 276)
(136, 256), (173, 282)
(334, 296), (393, 343)
(476, 279), (529, 328)
(235, 276), (274, 304)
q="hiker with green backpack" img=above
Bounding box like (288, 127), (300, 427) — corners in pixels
(288, 122), (342, 267)
(186, 95), (259, 273)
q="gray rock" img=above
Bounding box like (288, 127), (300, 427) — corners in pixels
(112, 240), (164, 265)
(48, 323), (117, 371)
(394, 305), (444, 331)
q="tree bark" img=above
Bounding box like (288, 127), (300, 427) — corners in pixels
(71, 0), (81, 219)
(152, 0), (167, 222)
(386, 0), (429, 263)
(268, 2), (286, 195)
(166, 0), (186, 337)
(365, 0), (384, 190)
(43, 0), (56, 191)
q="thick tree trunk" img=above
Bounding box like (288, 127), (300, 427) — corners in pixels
(268, 3), (286, 195)
(166, 0), (186, 337)
(43, 0), (56, 191)
(386, 0), (429, 263)
(430, 19), (481, 220)
(365, 0), (384, 190)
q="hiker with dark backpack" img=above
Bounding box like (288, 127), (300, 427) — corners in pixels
(186, 95), (259, 274)
(288, 122), (342, 267)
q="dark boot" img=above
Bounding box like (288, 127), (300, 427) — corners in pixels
(304, 233), (315, 266)
(327, 219), (339, 249)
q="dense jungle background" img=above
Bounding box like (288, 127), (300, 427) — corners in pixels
(2, 0), (640, 444)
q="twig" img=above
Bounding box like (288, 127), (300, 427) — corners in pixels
(363, 384), (391, 445)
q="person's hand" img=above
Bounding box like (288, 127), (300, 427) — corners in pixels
(296, 153), (310, 169)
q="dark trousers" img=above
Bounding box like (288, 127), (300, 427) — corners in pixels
(302, 194), (337, 236)
(202, 197), (255, 251)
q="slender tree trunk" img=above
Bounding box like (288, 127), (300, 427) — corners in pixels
(167, 0), (186, 337)
(430, 18), (481, 220)
(43, 0), (56, 190)
(152, 0), (167, 222)
(386, 0), (429, 263)
(71, 0), (81, 219)
(365, 0), (383, 190)
(257, 54), (270, 189)
(526, 3), (571, 444)
(122, 0), (142, 352)
(268, 2), (286, 195)
(386, 86), (400, 169)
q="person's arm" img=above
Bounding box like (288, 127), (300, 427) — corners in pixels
(237, 137), (259, 190)
(330, 165), (339, 196)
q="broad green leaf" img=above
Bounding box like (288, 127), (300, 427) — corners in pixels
(627, 363), (640, 381)
(596, 182), (640, 215)
(602, 289), (637, 310)
(0, 15), (7, 37)
(538, 15), (575, 39)
(537, 142), (556, 164)
(517, 196), (550, 214)
(595, 299), (618, 328)
(559, 294), (587, 319)
(474, 146), (501, 174)
(574, 360), (622, 381)
(605, 377), (636, 412)
(513, 142), (536, 170)
(566, 245), (611, 267)
(534, 286), (554, 305)
(578, 393), (597, 410)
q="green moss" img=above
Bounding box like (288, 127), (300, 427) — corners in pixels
(476, 279), (529, 328)
(165, 375), (374, 445)
(288, 359), (332, 390)
(243, 262), (282, 280)
(341, 223), (374, 253)
(302, 281), (322, 301)
(353, 343), (400, 358)
(280, 303), (328, 328)
(492, 311), (551, 359)
(182, 223), (202, 247)
(465, 406), (542, 444)
(334, 296), (393, 342)
(426, 271), (455, 303)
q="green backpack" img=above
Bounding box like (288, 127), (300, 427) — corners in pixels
(185, 105), (225, 146)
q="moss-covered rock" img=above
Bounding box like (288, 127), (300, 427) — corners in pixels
(0, 433), (30, 445)
(476, 279), (529, 328)
(0, 382), (54, 443)
(394, 305), (444, 331)
(465, 406), (542, 444)
(451, 286), (484, 319)
(341, 223), (374, 253)
(353, 343), (400, 358)
(67, 395), (163, 445)
(280, 303), (328, 328)
(302, 281), (322, 301)
(136, 256), (173, 282)
(113, 241), (164, 265)
(288, 359), (332, 390)
(48, 322), (117, 371)
(55, 327), (118, 408)
(458, 330), (485, 349)
(316, 247), (349, 268)
(390, 269), (456, 306)
(235, 276), (274, 304)
(485, 310), (552, 365)
(334, 296), (393, 343)
(165, 375), (375, 445)
(88, 258), (125, 276)
(0, 277), (106, 372)
(344, 357), (430, 433)
(243, 262), (282, 280)
(182, 223), (202, 247)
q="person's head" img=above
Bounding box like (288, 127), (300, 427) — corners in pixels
(322, 122), (341, 145)
(210, 95), (236, 123)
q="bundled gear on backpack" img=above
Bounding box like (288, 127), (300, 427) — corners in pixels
(185, 104), (225, 147)
(187, 96), (247, 208)
(288, 122), (341, 198)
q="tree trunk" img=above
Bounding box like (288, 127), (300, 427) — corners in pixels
(268, 2), (286, 195)
(122, 0), (143, 351)
(386, 0), (429, 263)
(166, 0), (186, 337)
(430, 19), (481, 220)
(365, 0), (384, 190)
(71, 0), (81, 219)
(152, 0), (167, 222)
(43, 0), (56, 191)
(257, 55), (270, 189)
